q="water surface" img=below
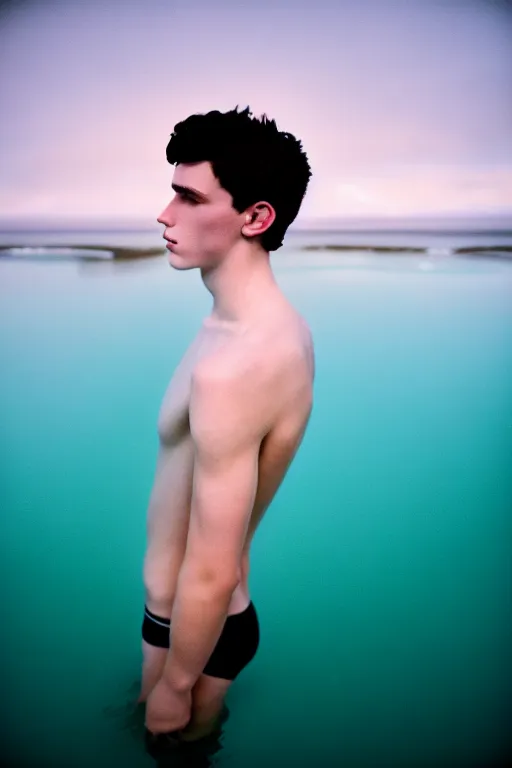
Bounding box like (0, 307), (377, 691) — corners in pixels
(1, 229), (511, 767)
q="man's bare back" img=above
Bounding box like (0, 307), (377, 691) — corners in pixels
(142, 301), (315, 619)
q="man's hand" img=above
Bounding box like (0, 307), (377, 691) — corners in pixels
(145, 678), (192, 735)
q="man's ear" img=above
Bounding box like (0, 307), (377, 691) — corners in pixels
(242, 203), (275, 237)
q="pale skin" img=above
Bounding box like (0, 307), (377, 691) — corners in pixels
(139, 160), (315, 742)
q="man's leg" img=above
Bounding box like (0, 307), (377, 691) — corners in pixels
(180, 674), (232, 742)
(140, 599), (259, 742)
(180, 600), (259, 741)
(138, 607), (231, 741)
(138, 636), (231, 740)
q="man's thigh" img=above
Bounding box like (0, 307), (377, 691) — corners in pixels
(183, 674), (232, 736)
(178, 601), (260, 738)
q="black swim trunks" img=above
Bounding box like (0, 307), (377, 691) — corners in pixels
(142, 600), (260, 681)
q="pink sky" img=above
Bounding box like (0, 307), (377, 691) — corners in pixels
(0, 0), (511, 222)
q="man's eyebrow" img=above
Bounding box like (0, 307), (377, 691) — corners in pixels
(172, 183), (208, 201)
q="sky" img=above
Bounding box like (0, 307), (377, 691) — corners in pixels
(0, 0), (511, 223)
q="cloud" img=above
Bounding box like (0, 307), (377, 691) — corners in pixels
(301, 165), (512, 218)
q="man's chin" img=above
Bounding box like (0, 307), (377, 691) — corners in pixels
(167, 256), (196, 271)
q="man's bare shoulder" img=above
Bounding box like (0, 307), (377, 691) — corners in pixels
(190, 332), (277, 445)
(194, 332), (270, 386)
(198, 309), (309, 383)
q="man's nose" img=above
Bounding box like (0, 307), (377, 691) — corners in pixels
(157, 201), (174, 227)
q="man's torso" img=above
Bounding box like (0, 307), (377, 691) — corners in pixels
(143, 303), (315, 616)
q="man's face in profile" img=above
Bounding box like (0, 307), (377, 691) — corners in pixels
(157, 161), (245, 270)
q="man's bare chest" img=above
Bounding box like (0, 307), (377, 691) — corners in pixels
(156, 324), (259, 446)
(155, 311), (311, 449)
(156, 330), (214, 446)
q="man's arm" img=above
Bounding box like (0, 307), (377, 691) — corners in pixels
(161, 360), (266, 692)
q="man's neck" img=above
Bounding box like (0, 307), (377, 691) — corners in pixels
(201, 240), (283, 325)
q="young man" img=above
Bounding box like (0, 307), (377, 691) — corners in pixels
(139, 106), (315, 746)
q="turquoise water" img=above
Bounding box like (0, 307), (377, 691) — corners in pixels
(1, 233), (512, 767)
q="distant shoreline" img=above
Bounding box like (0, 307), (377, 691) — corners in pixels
(0, 245), (164, 261)
(301, 244), (512, 254)
(1, 243), (511, 261)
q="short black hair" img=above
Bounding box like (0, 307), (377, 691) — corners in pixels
(165, 106), (312, 252)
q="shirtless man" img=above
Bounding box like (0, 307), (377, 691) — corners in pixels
(139, 106), (315, 746)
